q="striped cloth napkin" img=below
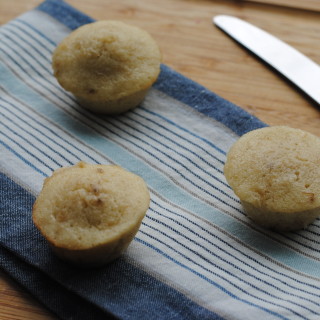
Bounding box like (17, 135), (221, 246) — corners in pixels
(1, 0), (320, 319)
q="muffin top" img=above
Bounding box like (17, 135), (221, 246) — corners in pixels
(32, 162), (150, 250)
(224, 126), (320, 213)
(52, 20), (161, 101)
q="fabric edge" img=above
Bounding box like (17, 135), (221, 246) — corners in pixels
(37, 0), (94, 30)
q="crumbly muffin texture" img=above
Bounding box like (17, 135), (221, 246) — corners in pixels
(52, 20), (161, 114)
(32, 162), (150, 266)
(224, 126), (320, 231)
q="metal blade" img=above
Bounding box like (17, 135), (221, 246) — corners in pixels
(213, 15), (320, 104)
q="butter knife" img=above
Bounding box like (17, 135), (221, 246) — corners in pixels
(213, 15), (320, 104)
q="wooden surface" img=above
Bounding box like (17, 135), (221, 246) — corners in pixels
(0, 0), (320, 319)
(247, 0), (320, 12)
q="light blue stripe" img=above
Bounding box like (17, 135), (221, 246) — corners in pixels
(1, 61), (320, 279)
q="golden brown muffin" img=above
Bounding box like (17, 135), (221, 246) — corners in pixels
(224, 126), (320, 231)
(32, 162), (150, 267)
(52, 20), (161, 114)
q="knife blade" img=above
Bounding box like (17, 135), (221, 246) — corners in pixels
(213, 15), (320, 104)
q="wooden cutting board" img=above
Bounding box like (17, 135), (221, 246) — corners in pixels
(0, 0), (320, 319)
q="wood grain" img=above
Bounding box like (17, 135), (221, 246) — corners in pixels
(0, 270), (56, 320)
(1, 0), (320, 319)
(246, 0), (320, 12)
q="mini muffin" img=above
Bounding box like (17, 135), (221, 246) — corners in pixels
(224, 126), (320, 231)
(52, 20), (161, 114)
(32, 162), (150, 267)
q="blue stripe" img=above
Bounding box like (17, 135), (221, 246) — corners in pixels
(296, 228), (320, 241)
(0, 38), (77, 107)
(138, 106), (227, 156)
(0, 140), (46, 176)
(0, 110), (73, 166)
(280, 234), (320, 254)
(0, 51), (72, 114)
(0, 172), (224, 320)
(142, 220), (312, 319)
(0, 93), (101, 165)
(132, 109), (226, 162)
(1, 29), (51, 75)
(14, 19), (57, 47)
(1, 59), (320, 279)
(114, 116), (231, 193)
(116, 115), (228, 182)
(136, 235), (290, 320)
(146, 209), (320, 311)
(1, 96), (80, 164)
(287, 228), (320, 243)
(1, 22), (79, 109)
(0, 127), (55, 172)
(8, 21), (55, 53)
(151, 198), (320, 293)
